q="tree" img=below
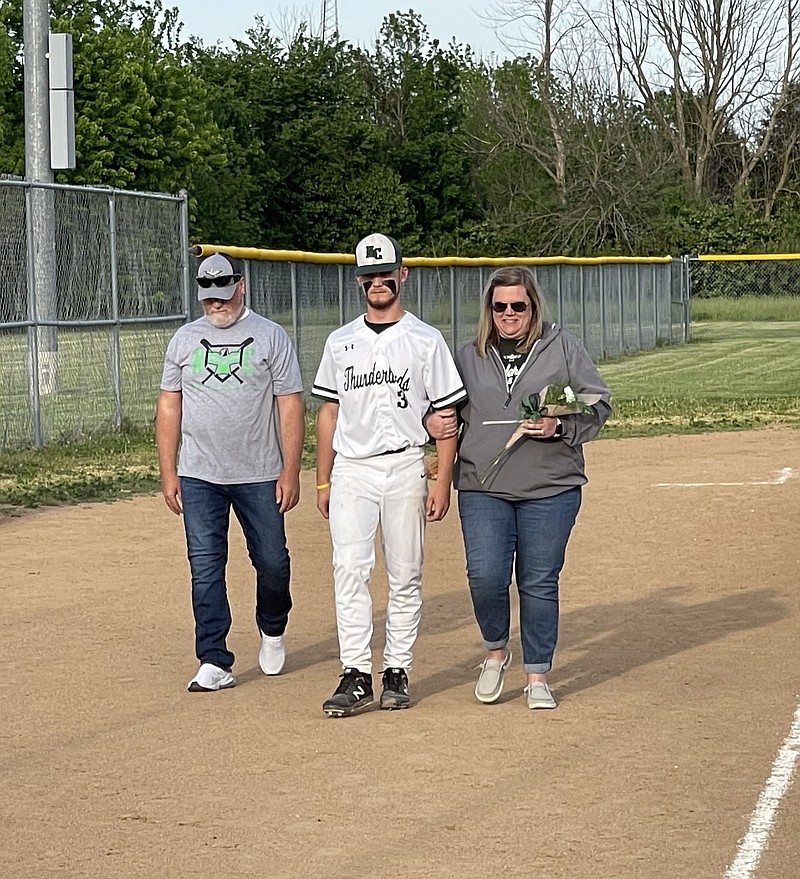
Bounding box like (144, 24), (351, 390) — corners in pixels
(0, 3), (28, 177)
(185, 31), (273, 245)
(358, 12), (480, 252)
(0, 1), (224, 199)
(595, 0), (800, 206)
(192, 21), (419, 251)
(752, 84), (800, 224)
(461, 58), (564, 253)
(462, 51), (680, 255)
(483, 0), (800, 253)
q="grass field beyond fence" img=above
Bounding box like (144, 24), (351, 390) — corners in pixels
(1, 320), (798, 512)
(691, 294), (800, 322)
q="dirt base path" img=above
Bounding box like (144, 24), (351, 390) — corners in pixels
(2, 430), (799, 879)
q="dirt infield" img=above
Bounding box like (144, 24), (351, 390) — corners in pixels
(2, 429), (799, 879)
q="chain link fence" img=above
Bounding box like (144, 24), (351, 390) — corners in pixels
(689, 255), (800, 298)
(1, 176), (688, 450)
(0, 179), (190, 449)
(209, 252), (689, 399)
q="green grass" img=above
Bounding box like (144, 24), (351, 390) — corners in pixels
(1, 321), (798, 511)
(691, 295), (800, 322)
(0, 411), (320, 515)
(599, 321), (800, 436)
(0, 426), (161, 514)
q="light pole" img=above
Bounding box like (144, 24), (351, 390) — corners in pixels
(23, 0), (58, 394)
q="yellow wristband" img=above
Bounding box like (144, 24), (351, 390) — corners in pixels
(316, 482), (331, 490)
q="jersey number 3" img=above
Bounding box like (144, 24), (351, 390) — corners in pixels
(397, 389), (408, 409)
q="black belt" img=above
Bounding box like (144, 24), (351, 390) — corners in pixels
(379, 447), (409, 455)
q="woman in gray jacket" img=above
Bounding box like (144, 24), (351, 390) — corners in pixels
(428, 266), (611, 709)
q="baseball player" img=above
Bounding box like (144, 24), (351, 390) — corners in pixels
(312, 233), (467, 717)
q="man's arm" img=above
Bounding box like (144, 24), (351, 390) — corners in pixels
(425, 408), (459, 440)
(315, 402), (338, 519)
(155, 389), (183, 515)
(275, 392), (304, 513)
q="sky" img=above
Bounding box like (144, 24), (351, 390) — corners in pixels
(169, 1), (512, 58)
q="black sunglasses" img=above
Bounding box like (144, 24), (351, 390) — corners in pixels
(197, 274), (241, 289)
(491, 300), (528, 313)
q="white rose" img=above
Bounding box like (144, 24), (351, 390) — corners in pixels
(564, 385), (576, 403)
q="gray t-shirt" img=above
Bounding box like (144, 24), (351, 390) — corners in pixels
(160, 308), (303, 484)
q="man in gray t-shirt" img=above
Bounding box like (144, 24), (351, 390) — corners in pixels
(156, 252), (304, 693)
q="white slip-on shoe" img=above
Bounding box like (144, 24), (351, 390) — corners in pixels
(474, 650), (512, 703)
(525, 681), (557, 709)
(258, 633), (286, 675)
(187, 663), (236, 692)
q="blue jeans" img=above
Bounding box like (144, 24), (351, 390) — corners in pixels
(458, 487), (581, 674)
(180, 477), (292, 670)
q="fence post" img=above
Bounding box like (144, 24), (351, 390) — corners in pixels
(449, 266), (457, 350)
(618, 264), (624, 355)
(635, 265), (643, 350)
(682, 255), (692, 342)
(556, 264), (563, 325)
(652, 264), (659, 343)
(178, 190), (191, 320)
(108, 190), (123, 429)
(24, 184), (43, 448)
(290, 262), (299, 349)
(580, 267), (588, 350)
(599, 265), (606, 359)
(337, 263), (344, 326)
(243, 259), (252, 309)
(476, 266), (485, 350)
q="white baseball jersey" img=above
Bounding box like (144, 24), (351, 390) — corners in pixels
(312, 312), (467, 458)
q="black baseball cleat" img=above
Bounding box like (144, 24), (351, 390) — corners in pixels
(380, 667), (411, 710)
(322, 668), (374, 717)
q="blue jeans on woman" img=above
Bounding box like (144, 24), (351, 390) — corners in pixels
(457, 487), (581, 674)
(180, 477), (292, 670)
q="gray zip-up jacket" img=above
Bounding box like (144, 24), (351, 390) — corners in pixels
(453, 323), (612, 500)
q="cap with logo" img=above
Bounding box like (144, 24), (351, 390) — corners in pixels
(354, 233), (403, 276)
(196, 252), (243, 301)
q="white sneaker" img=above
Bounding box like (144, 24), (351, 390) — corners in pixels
(258, 632), (286, 675)
(187, 663), (236, 692)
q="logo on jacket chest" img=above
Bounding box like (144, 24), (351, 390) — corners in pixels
(504, 361), (523, 391)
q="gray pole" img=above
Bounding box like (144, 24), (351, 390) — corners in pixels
(290, 262), (299, 349)
(178, 190), (192, 320)
(682, 255), (692, 343)
(598, 266), (606, 360)
(108, 192), (122, 428)
(23, 0), (58, 394)
(337, 264), (344, 325)
(449, 266), (457, 351)
(24, 184), (43, 447)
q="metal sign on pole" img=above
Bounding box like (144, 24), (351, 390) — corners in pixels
(49, 32), (76, 170)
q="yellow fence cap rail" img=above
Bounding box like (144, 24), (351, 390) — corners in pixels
(191, 244), (673, 267)
(191, 244), (350, 264)
(697, 252), (800, 262)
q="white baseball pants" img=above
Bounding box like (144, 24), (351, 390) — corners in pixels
(328, 448), (428, 674)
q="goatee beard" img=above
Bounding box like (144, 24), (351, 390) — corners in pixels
(206, 306), (243, 328)
(367, 293), (399, 311)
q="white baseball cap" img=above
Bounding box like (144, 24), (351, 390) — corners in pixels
(354, 233), (403, 276)
(196, 253), (243, 301)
